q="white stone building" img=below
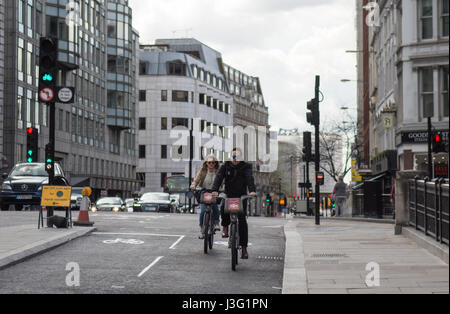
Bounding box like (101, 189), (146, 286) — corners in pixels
(137, 39), (234, 193)
(395, 0), (448, 173)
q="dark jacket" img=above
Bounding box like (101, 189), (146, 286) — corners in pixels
(212, 161), (256, 197)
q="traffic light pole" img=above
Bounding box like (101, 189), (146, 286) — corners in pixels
(314, 76), (320, 226)
(306, 161), (310, 215)
(46, 101), (56, 223)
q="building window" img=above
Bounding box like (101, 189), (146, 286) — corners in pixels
(421, 0), (433, 39)
(136, 172), (146, 188)
(161, 173), (167, 188)
(213, 99), (217, 110)
(168, 61), (186, 76)
(161, 117), (167, 130)
(442, 0), (449, 37)
(172, 118), (189, 129)
(161, 145), (167, 159)
(139, 62), (147, 75)
(199, 93), (205, 105)
(139, 117), (146, 130)
(172, 90), (189, 102)
(442, 66), (449, 117)
(206, 96), (211, 107)
(139, 90), (146, 101)
(139, 145), (146, 159)
(420, 67), (434, 118)
(161, 90), (167, 101)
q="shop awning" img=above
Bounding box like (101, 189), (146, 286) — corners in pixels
(352, 173), (387, 190)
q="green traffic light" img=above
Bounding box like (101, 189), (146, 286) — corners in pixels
(28, 150), (33, 156)
(46, 158), (53, 163)
(27, 157), (33, 163)
(42, 74), (53, 81)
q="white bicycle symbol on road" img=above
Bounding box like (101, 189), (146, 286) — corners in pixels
(103, 238), (144, 245)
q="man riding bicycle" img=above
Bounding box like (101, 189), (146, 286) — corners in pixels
(212, 148), (256, 260)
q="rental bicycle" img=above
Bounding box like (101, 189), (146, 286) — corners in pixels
(221, 194), (253, 271)
(198, 189), (217, 254)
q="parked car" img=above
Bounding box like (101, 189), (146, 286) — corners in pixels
(1, 162), (69, 211)
(92, 197), (125, 212)
(70, 187), (85, 210)
(139, 192), (176, 212)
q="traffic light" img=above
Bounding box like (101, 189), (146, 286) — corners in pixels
(39, 37), (58, 101)
(306, 98), (319, 126)
(26, 128), (38, 163)
(432, 132), (448, 153)
(302, 131), (312, 162)
(45, 143), (54, 176)
(265, 194), (271, 203)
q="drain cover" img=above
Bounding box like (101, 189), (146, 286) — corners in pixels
(311, 253), (347, 258)
(257, 256), (284, 261)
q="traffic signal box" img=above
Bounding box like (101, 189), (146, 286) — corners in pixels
(45, 143), (55, 177)
(302, 131), (312, 162)
(26, 127), (38, 163)
(432, 132), (448, 153)
(306, 99), (319, 126)
(38, 37), (58, 102)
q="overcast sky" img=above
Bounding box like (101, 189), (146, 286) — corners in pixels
(128, 0), (358, 132)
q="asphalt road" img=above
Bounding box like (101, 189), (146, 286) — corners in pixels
(0, 212), (287, 294)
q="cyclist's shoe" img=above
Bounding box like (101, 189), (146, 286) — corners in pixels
(241, 247), (249, 259)
(222, 226), (229, 238)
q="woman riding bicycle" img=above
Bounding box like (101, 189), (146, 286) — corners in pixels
(190, 154), (221, 239)
(212, 148), (256, 260)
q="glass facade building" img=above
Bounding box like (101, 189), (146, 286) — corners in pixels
(1, 0), (139, 199)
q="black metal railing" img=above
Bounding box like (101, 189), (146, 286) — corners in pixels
(352, 191), (394, 218)
(409, 178), (449, 245)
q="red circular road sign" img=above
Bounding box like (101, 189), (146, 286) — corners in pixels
(39, 87), (55, 102)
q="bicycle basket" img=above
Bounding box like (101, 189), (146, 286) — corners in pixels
(224, 198), (243, 214)
(201, 192), (215, 204)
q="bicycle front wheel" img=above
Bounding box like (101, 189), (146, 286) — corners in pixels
(203, 212), (210, 254)
(231, 223), (237, 271)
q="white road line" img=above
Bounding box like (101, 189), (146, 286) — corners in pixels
(137, 256), (164, 278)
(92, 232), (183, 238)
(169, 235), (185, 250)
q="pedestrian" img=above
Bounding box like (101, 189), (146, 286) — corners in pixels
(212, 148), (256, 259)
(332, 175), (348, 216)
(190, 154), (221, 239)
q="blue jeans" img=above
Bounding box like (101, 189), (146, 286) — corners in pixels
(199, 203), (220, 227)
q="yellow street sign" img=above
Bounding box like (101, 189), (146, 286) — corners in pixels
(41, 186), (72, 207)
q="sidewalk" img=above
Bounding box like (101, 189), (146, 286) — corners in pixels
(283, 218), (449, 294)
(0, 212), (96, 270)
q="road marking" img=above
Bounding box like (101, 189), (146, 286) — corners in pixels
(102, 238), (144, 245)
(138, 256), (164, 278)
(169, 235), (185, 250)
(93, 232), (183, 238)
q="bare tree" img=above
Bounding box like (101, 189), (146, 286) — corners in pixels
(319, 115), (357, 182)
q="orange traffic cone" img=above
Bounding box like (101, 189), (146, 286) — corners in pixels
(74, 187), (94, 227)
